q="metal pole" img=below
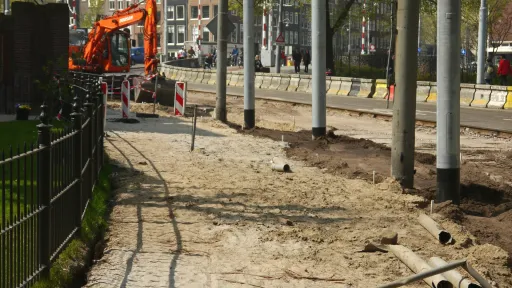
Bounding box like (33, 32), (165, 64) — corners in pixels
(311, 0), (326, 139)
(437, 0), (461, 204)
(3, 0), (10, 15)
(215, 0), (228, 122)
(391, 0), (420, 188)
(476, 0), (487, 84)
(418, 11), (421, 54)
(275, 0), (283, 73)
(190, 105), (197, 151)
(163, 0), (168, 61)
(153, 74), (158, 115)
(348, 10), (351, 53)
(244, 0), (255, 129)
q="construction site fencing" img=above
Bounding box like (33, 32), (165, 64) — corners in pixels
(333, 53), (480, 83)
(0, 72), (105, 288)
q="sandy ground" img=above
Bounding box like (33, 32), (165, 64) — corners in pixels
(84, 100), (511, 287)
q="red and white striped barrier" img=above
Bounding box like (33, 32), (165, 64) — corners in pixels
(101, 82), (107, 128)
(121, 79), (130, 118)
(174, 82), (186, 116)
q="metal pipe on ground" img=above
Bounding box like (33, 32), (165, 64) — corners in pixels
(386, 245), (453, 288)
(271, 163), (290, 172)
(418, 213), (453, 245)
(428, 257), (482, 288)
(379, 258), (464, 288)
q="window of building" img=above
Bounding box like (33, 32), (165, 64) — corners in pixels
(168, 25), (175, 44)
(157, 33), (161, 47)
(167, 5), (174, 20)
(240, 24), (243, 41)
(285, 31), (289, 43)
(202, 27), (210, 42)
(294, 31), (298, 44)
(202, 6), (210, 19)
(126, 0), (130, 8)
(177, 5), (185, 20)
(191, 6), (199, 19)
(177, 25), (185, 44)
(109, 0), (115, 10)
(284, 11), (289, 22)
(294, 12), (298, 24)
(214, 5), (218, 16)
(118, 0), (123, 9)
(156, 0), (160, 3)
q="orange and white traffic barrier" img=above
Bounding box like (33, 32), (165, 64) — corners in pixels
(174, 82), (186, 116)
(101, 81), (107, 128)
(121, 79), (130, 118)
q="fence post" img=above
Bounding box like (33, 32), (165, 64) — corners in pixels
(37, 103), (52, 279)
(96, 78), (104, 167)
(84, 89), (95, 194)
(71, 87), (83, 231)
(90, 78), (98, 181)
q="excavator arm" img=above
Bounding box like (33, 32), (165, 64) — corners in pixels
(143, 0), (158, 75)
(76, 0), (159, 75)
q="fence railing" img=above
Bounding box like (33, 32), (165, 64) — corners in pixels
(333, 53), (495, 84)
(0, 72), (105, 288)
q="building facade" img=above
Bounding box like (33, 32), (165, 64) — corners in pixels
(165, 0), (188, 57)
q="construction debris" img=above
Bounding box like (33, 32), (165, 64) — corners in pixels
(418, 213), (454, 245)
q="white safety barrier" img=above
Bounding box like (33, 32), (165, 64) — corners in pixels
(174, 82), (187, 116)
(121, 79), (130, 118)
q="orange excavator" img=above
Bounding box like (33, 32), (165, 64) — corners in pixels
(69, 0), (159, 75)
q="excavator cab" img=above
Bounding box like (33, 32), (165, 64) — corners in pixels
(102, 30), (131, 73)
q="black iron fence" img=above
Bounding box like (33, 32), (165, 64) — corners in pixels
(333, 53), (488, 83)
(0, 72), (105, 288)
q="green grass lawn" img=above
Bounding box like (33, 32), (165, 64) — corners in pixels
(0, 119), (69, 223)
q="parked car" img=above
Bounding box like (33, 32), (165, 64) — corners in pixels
(131, 47), (144, 65)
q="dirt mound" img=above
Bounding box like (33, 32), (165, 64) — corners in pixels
(235, 126), (512, 263)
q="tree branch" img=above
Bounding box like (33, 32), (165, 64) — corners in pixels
(331, 0), (356, 33)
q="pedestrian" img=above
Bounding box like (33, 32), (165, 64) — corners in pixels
(280, 50), (286, 66)
(255, 55), (264, 72)
(187, 46), (196, 59)
(232, 45), (239, 66)
(497, 55), (511, 85)
(484, 58), (495, 85)
(303, 49), (311, 73)
(387, 54), (395, 86)
(292, 49), (302, 73)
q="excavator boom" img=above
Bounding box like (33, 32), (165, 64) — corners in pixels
(70, 0), (159, 75)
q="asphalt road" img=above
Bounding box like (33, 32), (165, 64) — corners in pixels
(187, 82), (512, 133)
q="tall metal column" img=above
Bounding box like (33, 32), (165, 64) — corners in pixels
(215, 0), (228, 122)
(274, 0), (283, 73)
(391, 0), (420, 188)
(4, 0), (10, 15)
(243, 0), (255, 129)
(437, 0), (461, 204)
(311, 0), (326, 138)
(163, 0), (168, 60)
(476, 0), (487, 84)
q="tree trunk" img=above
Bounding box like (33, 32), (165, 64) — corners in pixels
(326, 7), (335, 71)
